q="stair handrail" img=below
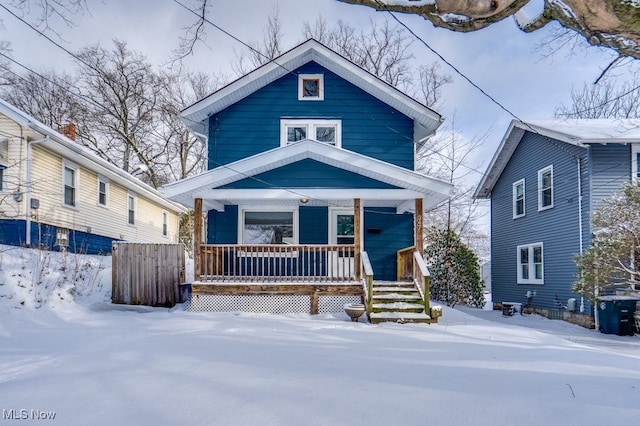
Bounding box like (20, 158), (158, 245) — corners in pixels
(413, 250), (431, 315)
(361, 251), (374, 315)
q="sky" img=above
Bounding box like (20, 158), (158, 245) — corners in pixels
(1, 244), (640, 425)
(0, 0), (637, 212)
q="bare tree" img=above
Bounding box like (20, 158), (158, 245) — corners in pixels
(555, 73), (640, 119)
(418, 115), (489, 258)
(156, 70), (223, 181)
(73, 40), (167, 187)
(231, 5), (283, 76)
(3, 0), (87, 32)
(2, 68), (82, 128)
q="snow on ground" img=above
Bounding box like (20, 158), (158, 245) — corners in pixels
(1, 245), (639, 425)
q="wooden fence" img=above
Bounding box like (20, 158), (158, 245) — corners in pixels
(112, 242), (186, 307)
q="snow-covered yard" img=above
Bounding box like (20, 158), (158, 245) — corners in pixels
(1, 245), (639, 425)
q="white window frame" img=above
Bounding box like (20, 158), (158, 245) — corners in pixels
(517, 242), (544, 285)
(632, 144), (640, 182)
(298, 73), (324, 101)
(162, 210), (168, 237)
(537, 165), (554, 211)
(97, 176), (109, 207)
(0, 164), (6, 193)
(237, 206), (299, 245)
(512, 179), (525, 219)
(62, 161), (79, 208)
(127, 193), (136, 226)
(280, 119), (342, 147)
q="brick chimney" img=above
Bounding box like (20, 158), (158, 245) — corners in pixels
(58, 123), (77, 141)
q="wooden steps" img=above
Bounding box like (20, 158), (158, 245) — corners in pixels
(368, 281), (432, 324)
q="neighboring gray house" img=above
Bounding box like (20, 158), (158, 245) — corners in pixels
(474, 119), (640, 321)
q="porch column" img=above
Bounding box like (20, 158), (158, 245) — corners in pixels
(415, 198), (424, 254)
(354, 198), (361, 281)
(194, 198), (203, 281)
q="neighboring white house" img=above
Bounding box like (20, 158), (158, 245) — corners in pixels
(0, 98), (186, 254)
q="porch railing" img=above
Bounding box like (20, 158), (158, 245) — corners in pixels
(397, 246), (431, 314)
(199, 244), (357, 283)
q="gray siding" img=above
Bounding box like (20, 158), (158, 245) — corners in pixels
(588, 143), (630, 211)
(491, 132), (589, 311)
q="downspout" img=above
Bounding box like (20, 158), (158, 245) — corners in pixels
(576, 156), (586, 315)
(25, 134), (49, 247)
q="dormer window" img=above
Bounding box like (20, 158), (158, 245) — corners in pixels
(298, 74), (324, 101)
(281, 119), (341, 147)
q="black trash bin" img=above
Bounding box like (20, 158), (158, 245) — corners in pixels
(597, 296), (639, 336)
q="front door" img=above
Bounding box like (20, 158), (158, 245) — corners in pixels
(329, 209), (354, 279)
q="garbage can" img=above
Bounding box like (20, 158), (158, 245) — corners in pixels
(597, 296), (639, 335)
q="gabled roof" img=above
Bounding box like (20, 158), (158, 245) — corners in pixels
(473, 118), (640, 199)
(181, 39), (443, 142)
(0, 98), (186, 213)
(161, 139), (453, 212)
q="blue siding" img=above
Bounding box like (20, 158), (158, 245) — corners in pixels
(0, 219), (116, 255)
(364, 208), (413, 281)
(223, 159), (399, 189)
(299, 206), (328, 244)
(207, 205), (238, 244)
(208, 62), (414, 170)
(491, 132), (589, 311)
(588, 143), (630, 211)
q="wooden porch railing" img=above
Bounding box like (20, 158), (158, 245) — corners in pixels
(361, 251), (374, 314)
(397, 246), (431, 314)
(198, 244), (357, 283)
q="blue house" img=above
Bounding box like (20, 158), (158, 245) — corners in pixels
(161, 39), (453, 319)
(474, 119), (640, 324)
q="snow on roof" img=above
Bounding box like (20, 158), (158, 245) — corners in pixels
(524, 119), (640, 144)
(0, 98), (186, 213)
(473, 118), (640, 199)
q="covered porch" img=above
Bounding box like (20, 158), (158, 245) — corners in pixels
(161, 140), (453, 314)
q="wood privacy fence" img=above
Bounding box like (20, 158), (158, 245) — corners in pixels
(112, 242), (186, 307)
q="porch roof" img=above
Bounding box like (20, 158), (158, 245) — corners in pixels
(161, 139), (453, 213)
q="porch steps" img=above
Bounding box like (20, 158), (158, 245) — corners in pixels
(368, 281), (432, 324)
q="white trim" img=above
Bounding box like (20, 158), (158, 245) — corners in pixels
(632, 144), (640, 182)
(97, 176), (109, 208)
(161, 139), (453, 210)
(200, 188), (425, 201)
(127, 192), (137, 226)
(180, 40), (442, 142)
(512, 179), (525, 219)
(162, 210), (169, 237)
(328, 207), (354, 245)
(517, 242), (544, 285)
(537, 165), (554, 211)
(298, 74), (324, 101)
(62, 161), (79, 209)
(237, 205), (299, 245)
(280, 119), (342, 147)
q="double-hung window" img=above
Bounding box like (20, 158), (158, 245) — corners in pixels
(280, 119), (341, 147)
(98, 177), (109, 207)
(63, 163), (78, 207)
(0, 164), (5, 192)
(512, 179), (525, 218)
(162, 211), (168, 237)
(538, 165), (553, 210)
(128, 193), (136, 225)
(517, 242), (543, 284)
(240, 209), (296, 245)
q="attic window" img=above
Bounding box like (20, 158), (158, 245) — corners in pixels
(298, 74), (324, 101)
